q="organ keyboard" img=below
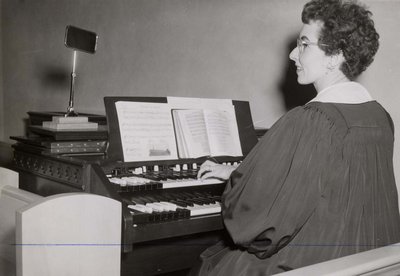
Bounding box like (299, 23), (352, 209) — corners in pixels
(107, 164), (226, 222)
(12, 97), (258, 275)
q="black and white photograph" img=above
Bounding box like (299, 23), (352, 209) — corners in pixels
(1, 0), (400, 275)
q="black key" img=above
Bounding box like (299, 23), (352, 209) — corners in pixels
(177, 199), (194, 207)
(170, 200), (187, 207)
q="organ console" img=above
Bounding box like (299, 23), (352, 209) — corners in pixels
(12, 97), (259, 275)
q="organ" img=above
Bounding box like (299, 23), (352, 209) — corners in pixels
(12, 97), (258, 275)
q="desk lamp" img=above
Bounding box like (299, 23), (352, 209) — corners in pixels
(64, 25), (98, 117)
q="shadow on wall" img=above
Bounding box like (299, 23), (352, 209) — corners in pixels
(39, 65), (69, 90)
(278, 37), (316, 111)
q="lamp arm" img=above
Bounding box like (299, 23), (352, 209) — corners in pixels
(66, 50), (78, 117)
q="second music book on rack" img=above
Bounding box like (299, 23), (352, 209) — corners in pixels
(172, 108), (242, 159)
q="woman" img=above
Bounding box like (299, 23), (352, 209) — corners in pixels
(194, 0), (400, 275)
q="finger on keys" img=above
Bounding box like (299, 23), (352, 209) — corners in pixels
(199, 171), (214, 180)
(197, 160), (217, 179)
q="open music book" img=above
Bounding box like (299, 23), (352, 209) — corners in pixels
(172, 109), (242, 158)
(115, 98), (242, 162)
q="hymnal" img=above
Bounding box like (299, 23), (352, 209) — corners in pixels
(42, 116), (98, 130)
(12, 142), (106, 155)
(172, 109), (242, 158)
(51, 116), (89, 124)
(10, 136), (107, 149)
(27, 111), (106, 126)
(28, 125), (108, 141)
(42, 122), (98, 130)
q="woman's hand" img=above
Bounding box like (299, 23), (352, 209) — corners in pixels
(197, 160), (237, 181)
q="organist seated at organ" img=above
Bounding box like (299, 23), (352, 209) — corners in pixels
(192, 0), (400, 275)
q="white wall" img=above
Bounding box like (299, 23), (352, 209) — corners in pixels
(360, 0), (400, 201)
(0, 0), (4, 141)
(2, 0), (400, 195)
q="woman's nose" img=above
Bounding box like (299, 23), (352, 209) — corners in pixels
(289, 47), (298, 62)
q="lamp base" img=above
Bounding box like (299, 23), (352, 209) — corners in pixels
(65, 106), (78, 117)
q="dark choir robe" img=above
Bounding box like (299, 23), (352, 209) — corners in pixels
(196, 100), (400, 275)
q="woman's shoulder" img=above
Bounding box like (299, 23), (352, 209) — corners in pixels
(267, 103), (346, 138)
(268, 100), (391, 138)
(283, 102), (345, 127)
(305, 101), (392, 130)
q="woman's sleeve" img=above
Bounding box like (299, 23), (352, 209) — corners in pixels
(222, 106), (339, 259)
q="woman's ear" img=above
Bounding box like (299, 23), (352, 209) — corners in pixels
(328, 52), (345, 69)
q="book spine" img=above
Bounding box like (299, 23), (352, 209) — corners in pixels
(51, 116), (89, 124)
(12, 143), (106, 155)
(42, 121), (98, 130)
(47, 147), (105, 154)
(48, 140), (107, 149)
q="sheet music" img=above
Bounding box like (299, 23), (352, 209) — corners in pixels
(115, 101), (178, 162)
(168, 96), (242, 157)
(172, 109), (211, 158)
(204, 109), (242, 157)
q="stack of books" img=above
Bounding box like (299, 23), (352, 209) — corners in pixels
(11, 114), (108, 156)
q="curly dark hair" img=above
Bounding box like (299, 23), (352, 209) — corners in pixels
(302, 0), (379, 80)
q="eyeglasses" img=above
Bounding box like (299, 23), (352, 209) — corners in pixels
(296, 38), (328, 53)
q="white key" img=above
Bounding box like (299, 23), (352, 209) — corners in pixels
(159, 201), (177, 211)
(186, 202), (221, 216)
(128, 204), (153, 213)
(122, 176), (149, 186)
(152, 202), (170, 211)
(109, 177), (127, 186)
(145, 203), (165, 212)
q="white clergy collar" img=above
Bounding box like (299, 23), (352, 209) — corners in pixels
(309, 81), (373, 104)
